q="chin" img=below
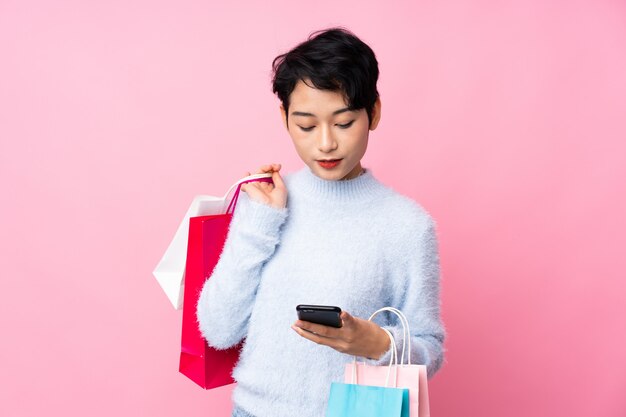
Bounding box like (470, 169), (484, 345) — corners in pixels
(310, 166), (342, 180)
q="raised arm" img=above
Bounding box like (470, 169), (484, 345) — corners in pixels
(196, 190), (288, 349)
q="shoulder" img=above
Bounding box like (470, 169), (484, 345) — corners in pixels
(365, 184), (439, 270)
(376, 184), (437, 236)
(374, 190), (441, 281)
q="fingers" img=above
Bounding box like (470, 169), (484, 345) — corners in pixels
(243, 163), (282, 194)
(291, 323), (348, 353)
(339, 311), (352, 328)
(272, 169), (286, 190)
(256, 163), (281, 175)
(293, 320), (342, 338)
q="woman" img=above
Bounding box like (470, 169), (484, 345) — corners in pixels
(197, 27), (445, 417)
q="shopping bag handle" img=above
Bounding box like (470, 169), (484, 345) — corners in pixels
(223, 172), (274, 214)
(350, 328), (399, 388)
(367, 307), (412, 366)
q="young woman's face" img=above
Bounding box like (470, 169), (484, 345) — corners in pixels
(280, 78), (380, 181)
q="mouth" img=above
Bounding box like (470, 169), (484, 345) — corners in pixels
(317, 159), (342, 169)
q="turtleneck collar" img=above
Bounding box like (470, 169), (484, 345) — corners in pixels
(288, 165), (391, 204)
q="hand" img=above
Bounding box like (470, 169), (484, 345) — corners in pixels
(241, 163), (287, 209)
(291, 311), (391, 359)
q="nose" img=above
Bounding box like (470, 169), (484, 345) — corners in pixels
(317, 124), (338, 153)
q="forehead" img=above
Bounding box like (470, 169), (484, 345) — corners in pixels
(289, 79), (350, 115)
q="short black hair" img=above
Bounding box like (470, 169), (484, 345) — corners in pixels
(271, 27), (380, 128)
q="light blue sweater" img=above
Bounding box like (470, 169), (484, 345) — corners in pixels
(196, 166), (445, 417)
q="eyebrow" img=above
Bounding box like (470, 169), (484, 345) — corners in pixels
(290, 107), (353, 117)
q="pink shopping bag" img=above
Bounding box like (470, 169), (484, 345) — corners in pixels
(344, 307), (430, 417)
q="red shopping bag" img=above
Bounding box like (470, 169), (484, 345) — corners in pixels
(179, 176), (272, 389)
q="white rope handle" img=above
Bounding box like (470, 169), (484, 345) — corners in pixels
(368, 307), (412, 366)
(221, 172), (273, 213)
(381, 328), (398, 387)
(222, 172), (273, 200)
(351, 328), (399, 388)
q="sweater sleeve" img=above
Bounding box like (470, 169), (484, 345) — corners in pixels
(196, 191), (288, 350)
(364, 215), (446, 378)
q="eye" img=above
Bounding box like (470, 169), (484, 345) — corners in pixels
(298, 125), (315, 132)
(337, 120), (355, 129)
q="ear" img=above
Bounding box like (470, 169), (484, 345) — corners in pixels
(369, 97), (382, 130)
(280, 104), (289, 131)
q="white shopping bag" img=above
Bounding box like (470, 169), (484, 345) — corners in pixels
(153, 172), (273, 309)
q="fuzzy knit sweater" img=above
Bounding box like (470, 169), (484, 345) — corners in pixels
(196, 166), (445, 417)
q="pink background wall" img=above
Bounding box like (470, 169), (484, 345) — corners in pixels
(1, 1), (625, 416)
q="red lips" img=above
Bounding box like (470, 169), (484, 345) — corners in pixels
(318, 159), (341, 169)
(317, 159), (341, 169)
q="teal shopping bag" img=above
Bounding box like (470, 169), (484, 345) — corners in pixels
(326, 382), (410, 417)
